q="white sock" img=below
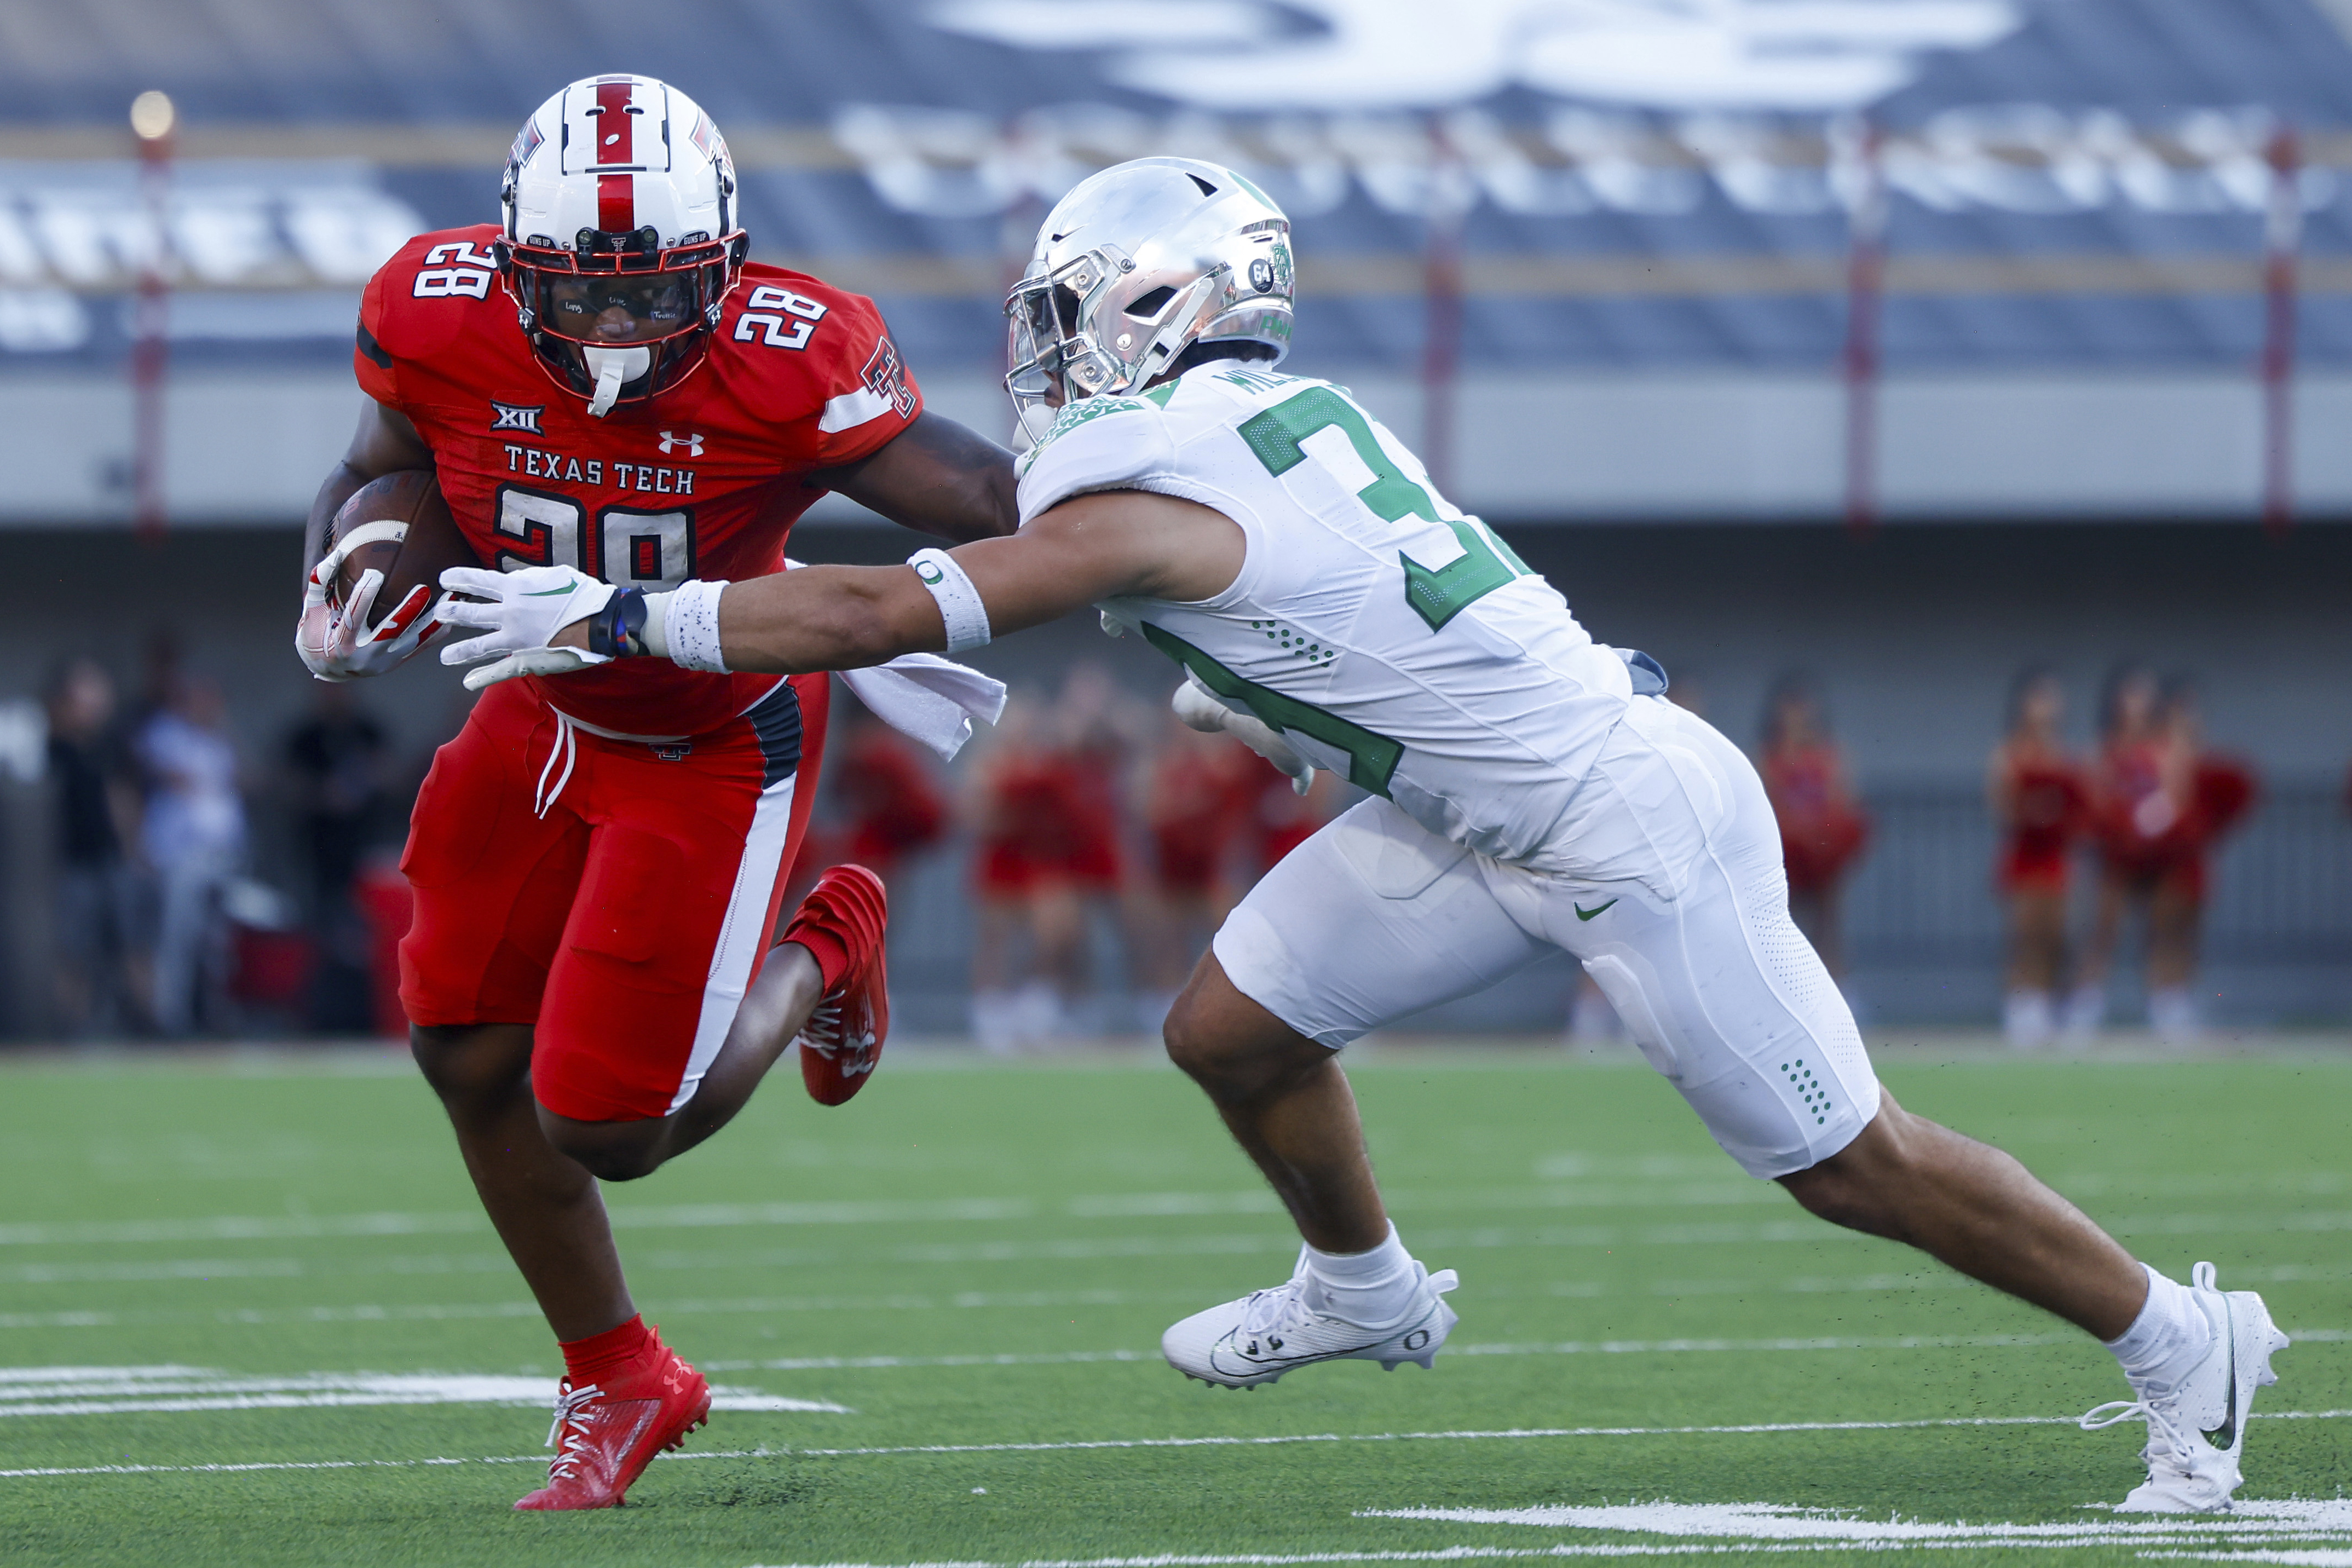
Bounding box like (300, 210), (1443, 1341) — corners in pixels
(1301, 1222), (1417, 1325)
(2105, 1265), (2212, 1395)
(2004, 990), (2054, 1049)
(2149, 987), (2201, 1040)
(2062, 983), (2106, 1036)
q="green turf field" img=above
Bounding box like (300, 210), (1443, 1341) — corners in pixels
(1, 1041), (2346, 1567)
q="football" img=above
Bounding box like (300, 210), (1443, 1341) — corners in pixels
(325, 470), (480, 624)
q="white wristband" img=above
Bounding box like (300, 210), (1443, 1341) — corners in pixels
(639, 591), (673, 659)
(661, 578), (730, 672)
(907, 547), (992, 653)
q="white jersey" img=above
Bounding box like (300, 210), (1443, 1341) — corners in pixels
(1016, 362), (1632, 871)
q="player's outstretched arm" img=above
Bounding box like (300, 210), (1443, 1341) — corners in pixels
(810, 411), (1019, 544)
(440, 491), (1243, 685)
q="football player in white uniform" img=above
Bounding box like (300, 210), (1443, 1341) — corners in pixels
(449, 157), (2288, 1513)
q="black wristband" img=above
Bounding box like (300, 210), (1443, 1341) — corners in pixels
(586, 589), (650, 658)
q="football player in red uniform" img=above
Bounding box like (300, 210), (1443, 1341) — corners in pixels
(292, 76), (1018, 1511)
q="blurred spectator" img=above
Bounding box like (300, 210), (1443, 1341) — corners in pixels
(1033, 665), (1148, 1036)
(137, 675), (246, 1035)
(2076, 668), (2258, 1040)
(829, 705), (952, 881)
(968, 668), (1157, 1048)
(284, 684), (390, 912)
(1758, 675), (1870, 980)
(282, 684), (391, 1032)
(1247, 759), (1339, 875)
(44, 658), (148, 1036)
(1986, 668), (2086, 1048)
(1138, 714), (1259, 1023)
(969, 696), (1065, 1051)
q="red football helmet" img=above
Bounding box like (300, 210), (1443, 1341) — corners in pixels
(496, 75), (748, 417)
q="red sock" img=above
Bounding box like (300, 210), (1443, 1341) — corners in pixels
(783, 924), (854, 994)
(560, 1314), (654, 1387)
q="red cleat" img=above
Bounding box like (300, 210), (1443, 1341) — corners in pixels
(780, 863), (890, 1106)
(513, 1327), (711, 1511)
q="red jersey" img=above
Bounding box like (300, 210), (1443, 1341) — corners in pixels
(1147, 737), (1258, 893)
(1762, 744), (1870, 891)
(357, 224), (920, 736)
(834, 726), (949, 869)
(2091, 738), (2188, 871)
(1994, 752), (2086, 893)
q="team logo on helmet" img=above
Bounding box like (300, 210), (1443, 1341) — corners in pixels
(495, 75), (748, 419)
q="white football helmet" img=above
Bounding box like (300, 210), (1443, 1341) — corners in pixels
(497, 74), (748, 416)
(1006, 157), (1294, 440)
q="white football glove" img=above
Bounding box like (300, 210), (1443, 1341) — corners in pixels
(1172, 675), (1316, 796)
(436, 564), (617, 690)
(294, 522), (445, 683)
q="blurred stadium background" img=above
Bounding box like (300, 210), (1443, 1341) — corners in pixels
(3, 0), (2350, 1042)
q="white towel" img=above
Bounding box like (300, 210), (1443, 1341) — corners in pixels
(786, 558), (1006, 759)
(840, 654), (1006, 760)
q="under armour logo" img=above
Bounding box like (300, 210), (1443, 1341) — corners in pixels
(658, 430), (705, 456)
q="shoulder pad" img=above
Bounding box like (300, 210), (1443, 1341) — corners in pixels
(362, 225), (503, 366)
(1015, 396), (1178, 524)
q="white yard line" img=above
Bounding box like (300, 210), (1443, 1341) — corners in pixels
(13, 1249), (2345, 1304)
(0, 1367), (847, 1418)
(737, 1552), (2352, 1568)
(698, 1328), (2343, 1372)
(0, 1258), (305, 1284)
(11, 1195), (2352, 1249)
(0, 1288), (1205, 1332)
(5, 1408), (2347, 1479)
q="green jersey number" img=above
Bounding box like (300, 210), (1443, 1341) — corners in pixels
(1236, 385), (1529, 631)
(1140, 623), (1403, 798)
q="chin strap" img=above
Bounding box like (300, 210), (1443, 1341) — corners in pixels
(582, 345), (653, 418)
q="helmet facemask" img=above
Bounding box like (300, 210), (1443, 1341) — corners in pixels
(1004, 159), (1295, 445)
(500, 228), (745, 417)
(498, 77), (748, 418)
(1004, 255), (1231, 443)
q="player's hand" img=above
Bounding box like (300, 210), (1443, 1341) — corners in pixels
(437, 564), (616, 690)
(295, 526), (442, 683)
(1172, 677), (1316, 795)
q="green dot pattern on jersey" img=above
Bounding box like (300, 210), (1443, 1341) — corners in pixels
(1250, 620), (1334, 665)
(1141, 622), (1402, 795)
(1781, 1058), (1830, 1125)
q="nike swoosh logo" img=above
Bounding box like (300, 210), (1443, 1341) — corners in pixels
(522, 586), (578, 597)
(2204, 1297), (2239, 1450)
(1575, 899), (1618, 921)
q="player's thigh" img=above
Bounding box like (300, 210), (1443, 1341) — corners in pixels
(535, 688), (810, 1124)
(1557, 701), (1880, 1179)
(1212, 796), (1549, 1050)
(397, 683), (588, 1027)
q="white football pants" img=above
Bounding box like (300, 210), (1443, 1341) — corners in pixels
(1213, 694), (1880, 1179)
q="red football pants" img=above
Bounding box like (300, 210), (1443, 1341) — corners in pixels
(399, 673), (828, 1121)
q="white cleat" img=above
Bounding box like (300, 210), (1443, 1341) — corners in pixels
(2079, 1261), (2290, 1512)
(1162, 1259), (1460, 1389)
